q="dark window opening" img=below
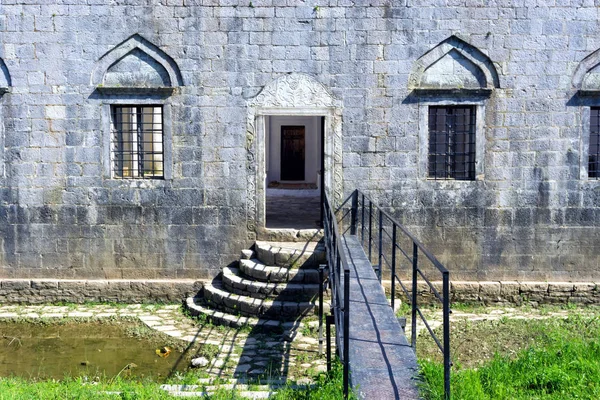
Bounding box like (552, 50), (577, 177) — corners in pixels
(428, 105), (476, 180)
(590, 107), (600, 179)
(111, 105), (164, 179)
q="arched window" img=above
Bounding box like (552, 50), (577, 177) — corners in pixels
(0, 58), (11, 178)
(409, 36), (500, 181)
(572, 48), (600, 180)
(91, 34), (183, 180)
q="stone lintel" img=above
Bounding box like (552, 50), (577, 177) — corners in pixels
(576, 89), (600, 97)
(95, 86), (175, 96)
(411, 88), (493, 97)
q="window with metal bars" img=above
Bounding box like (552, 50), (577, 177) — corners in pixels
(590, 107), (600, 179)
(111, 105), (164, 179)
(428, 105), (476, 180)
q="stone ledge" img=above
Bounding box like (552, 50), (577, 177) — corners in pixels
(0, 279), (205, 304)
(381, 280), (600, 305)
(95, 86), (175, 96)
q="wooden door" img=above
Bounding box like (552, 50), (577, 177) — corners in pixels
(281, 125), (305, 180)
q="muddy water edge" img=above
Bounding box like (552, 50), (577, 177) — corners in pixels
(0, 320), (189, 381)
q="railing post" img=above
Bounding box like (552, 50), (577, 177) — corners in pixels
(377, 209), (383, 282)
(326, 314), (333, 372)
(360, 193), (365, 244)
(343, 267), (350, 400)
(318, 264), (325, 355)
(368, 201), (373, 261)
(391, 224), (397, 311)
(350, 190), (358, 235)
(411, 242), (418, 350)
(443, 271), (451, 400)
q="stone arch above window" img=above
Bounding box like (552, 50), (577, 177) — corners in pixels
(409, 36), (500, 93)
(0, 58), (11, 95)
(572, 48), (600, 93)
(91, 34), (183, 93)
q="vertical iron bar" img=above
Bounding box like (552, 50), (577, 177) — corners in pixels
(411, 242), (418, 350)
(361, 193), (365, 244)
(350, 190), (358, 235)
(378, 210), (383, 282)
(320, 116), (325, 227)
(318, 264), (325, 355)
(368, 202), (373, 261)
(326, 315), (332, 372)
(343, 268), (350, 400)
(136, 106), (143, 177)
(443, 271), (451, 400)
(391, 224), (397, 311)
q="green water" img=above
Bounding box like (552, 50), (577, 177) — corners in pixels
(0, 321), (188, 381)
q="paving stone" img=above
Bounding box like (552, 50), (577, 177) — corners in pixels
(67, 312), (94, 317)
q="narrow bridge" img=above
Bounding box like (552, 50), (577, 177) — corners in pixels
(321, 190), (451, 400)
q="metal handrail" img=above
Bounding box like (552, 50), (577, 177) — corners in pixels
(321, 191), (351, 399)
(351, 189), (452, 400)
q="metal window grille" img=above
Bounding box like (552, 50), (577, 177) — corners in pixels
(590, 108), (600, 179)
(428, 105), (476, 180)
(111, 106), (164, 179)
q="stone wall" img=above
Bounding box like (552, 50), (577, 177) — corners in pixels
(0, 1), (599, 281)
(384, 280), (600, 306)
(0, 279), (203, 304)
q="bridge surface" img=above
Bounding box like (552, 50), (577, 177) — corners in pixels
(342, 234), (420, 399)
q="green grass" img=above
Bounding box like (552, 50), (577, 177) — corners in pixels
(419, 314), (600, 399)
(0, 377), (173, 400)
(0, 361), (351, 399)
(272, 361), (356, 400)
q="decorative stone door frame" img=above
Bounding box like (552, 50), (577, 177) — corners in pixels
(245, 73), (343, 238)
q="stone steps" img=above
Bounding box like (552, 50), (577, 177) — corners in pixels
(185, 297), (304, 332)
(203, 280), (325, 320)
(161, 385), (274, 398)
(222, 266), (319, 300)
(238, 259), (321, 284)
(255, 240), (325, 268)
(184, 239), (328, 328)
(161, 382), (314, 398)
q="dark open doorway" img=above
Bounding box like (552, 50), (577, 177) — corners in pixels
(265, 116), (325, 229)
(281, 126), (305, 181)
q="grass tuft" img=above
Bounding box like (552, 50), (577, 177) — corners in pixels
(419, 314), (600, 399)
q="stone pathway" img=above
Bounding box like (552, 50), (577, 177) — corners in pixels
(0, 303), (328, 384)
(266, 195), (321, 229)
(407, 305), (600, 336)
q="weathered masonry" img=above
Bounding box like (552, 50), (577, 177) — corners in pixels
(1, 1), (600, 291)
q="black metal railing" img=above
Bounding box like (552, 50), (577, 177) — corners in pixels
(351, 189), (452, 400)
(320, 191), (351, 399)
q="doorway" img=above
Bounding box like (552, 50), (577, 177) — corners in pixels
(265, 116), (323, 229)
(281, 126), (305, 181)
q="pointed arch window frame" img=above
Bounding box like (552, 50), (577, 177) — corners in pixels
(408, 36), (500, 97)
(92, 35), (182, 181)
(91, 34), (184, 96)
(409, 37), (500, 182)
(0, 57), (10, 179)
(572, 49), (600, 181)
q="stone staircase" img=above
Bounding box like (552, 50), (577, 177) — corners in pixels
(185, 240), (328, 331)
(161, 380), (314, 398)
